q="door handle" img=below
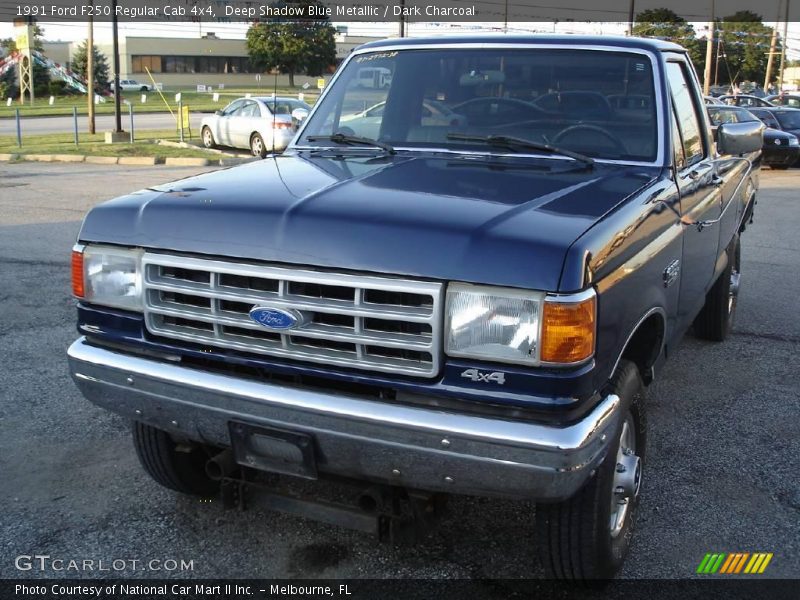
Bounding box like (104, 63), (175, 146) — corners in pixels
(711, 173), (724, 187)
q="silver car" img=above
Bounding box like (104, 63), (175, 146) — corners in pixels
(201, 96), (311, 157)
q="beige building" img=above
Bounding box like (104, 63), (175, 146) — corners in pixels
(781, 66), (800, 91)
(43, 33), (383, 89)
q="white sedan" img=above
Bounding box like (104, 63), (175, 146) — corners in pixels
(201, 96), (311, 157)
(340, 99), (466, 139)
(118, 79), (150, 92)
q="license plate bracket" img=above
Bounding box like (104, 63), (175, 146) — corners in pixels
(228, 421), (317, 479)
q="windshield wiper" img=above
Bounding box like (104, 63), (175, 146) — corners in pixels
(306, 133), (396, 154)
(446, 133), (594, 167)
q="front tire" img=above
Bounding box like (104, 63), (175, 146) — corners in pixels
(535, 360), (646, 580)
(250, 132), (267, 158)
(132, 422), (219, 496)
(201, 126), (216, 149)
(694, 235), (740, 341)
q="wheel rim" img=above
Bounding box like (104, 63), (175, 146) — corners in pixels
(609, 417), (641, 539)
(203, 130), (212, 147)
(252, 136), (263, 155)
(728, 265), (741, 315)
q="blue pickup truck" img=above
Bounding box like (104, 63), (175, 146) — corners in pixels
(68, 36), (762, 579)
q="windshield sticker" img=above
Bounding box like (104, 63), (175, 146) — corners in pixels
(355, 52), (398, 63)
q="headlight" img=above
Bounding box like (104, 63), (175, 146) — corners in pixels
(789, 137), (799, 146)
(72, 244), (143, 311)
(445, 283), (595, 366)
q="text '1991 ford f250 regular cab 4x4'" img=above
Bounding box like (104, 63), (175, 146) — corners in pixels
(68, 36), (762, 579)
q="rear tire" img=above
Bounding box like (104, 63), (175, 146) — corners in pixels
(535, 360), (646, 580)
(694, 235), (740, 341)
(250, 132), (267, 158)
(132, 422), (219, 496)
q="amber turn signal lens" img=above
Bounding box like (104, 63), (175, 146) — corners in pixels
(540, 296), (596, 363)
(71, 249), (85, 298)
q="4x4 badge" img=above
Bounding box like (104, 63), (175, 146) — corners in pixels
(461, 369), (506, 385)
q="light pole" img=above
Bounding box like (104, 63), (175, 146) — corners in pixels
(703, 0), (715, 96)
(87, 0), (94, 134)
(112, 0), (122, 133)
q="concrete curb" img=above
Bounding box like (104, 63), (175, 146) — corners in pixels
(164, 157), (212, 167)
(1, 153), (245, 167)
(118, 156), (159, 166)
(85, 156), (119, 165)
(53, 154), (86, 163)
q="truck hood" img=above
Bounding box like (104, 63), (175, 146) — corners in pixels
(79, 152), (659, 291)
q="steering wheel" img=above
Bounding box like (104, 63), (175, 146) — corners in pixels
(335, 126), (356, 136)
(552, 124), (627, 155)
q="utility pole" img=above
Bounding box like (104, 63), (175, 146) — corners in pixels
(87, 1), (95, 135)
(399, 0), (405, 37)
(763, 2), (780, 92)
(778, 0), (790, 92)
(504, 0), (508, 32)
(628, 0), (635, 36)
(112, 0), (122, 132)
(703, 0), (715, 96)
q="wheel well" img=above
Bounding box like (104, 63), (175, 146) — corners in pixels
(620, 313), (665, 384)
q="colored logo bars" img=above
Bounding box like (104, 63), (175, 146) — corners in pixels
(696, 553), (774, 574)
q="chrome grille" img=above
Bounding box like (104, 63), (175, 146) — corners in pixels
(141, 253), (443, 377)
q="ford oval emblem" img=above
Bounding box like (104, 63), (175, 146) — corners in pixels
(249, 306), (304, 330)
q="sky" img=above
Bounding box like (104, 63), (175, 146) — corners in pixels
(2, 19), (800, 60)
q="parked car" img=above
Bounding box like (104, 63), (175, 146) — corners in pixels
(704, 95), (723, 105)
(719, 94), (774, 108)
(765, 93), (800, 108)
(707, 105), (798, 169)
(340, 99), (466, 138)
(201, 96), (312, 157)
(68, 35), (761, 581)
(747, 106), (800, 144)
(118, 79), (150, 92)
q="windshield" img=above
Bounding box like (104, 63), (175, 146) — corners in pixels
(776, 110), (800, 129)
(298, 48), (658, 162)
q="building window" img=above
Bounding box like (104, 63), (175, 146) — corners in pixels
(133, 55), (253, 74)
(131, 55), (162, 73)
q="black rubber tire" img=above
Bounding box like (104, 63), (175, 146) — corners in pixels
(770, 164), (790, 170)
(250, 133), (267, 158)
(535, 360), (647, 580)
(140, 86), (148, 92)
(694, 235), (740, 342)
(132, 421), (219, 496)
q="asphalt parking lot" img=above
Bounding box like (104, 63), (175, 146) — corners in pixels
(0, 161), (798, 582)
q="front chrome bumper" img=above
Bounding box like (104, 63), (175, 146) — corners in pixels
(68, 337), (619, 500)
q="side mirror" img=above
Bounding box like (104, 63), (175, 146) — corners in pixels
(215, 110), (224, 116)
(292, 108), (309, 123)
(717, 121), (763, 155)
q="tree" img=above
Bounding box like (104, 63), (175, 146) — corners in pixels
(246, 1), (336, 87)
(633, 9), (706, 77)
(718, 11), (779, 86)
(0, 61), (18, 99)
(71, 40), (110, 92)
